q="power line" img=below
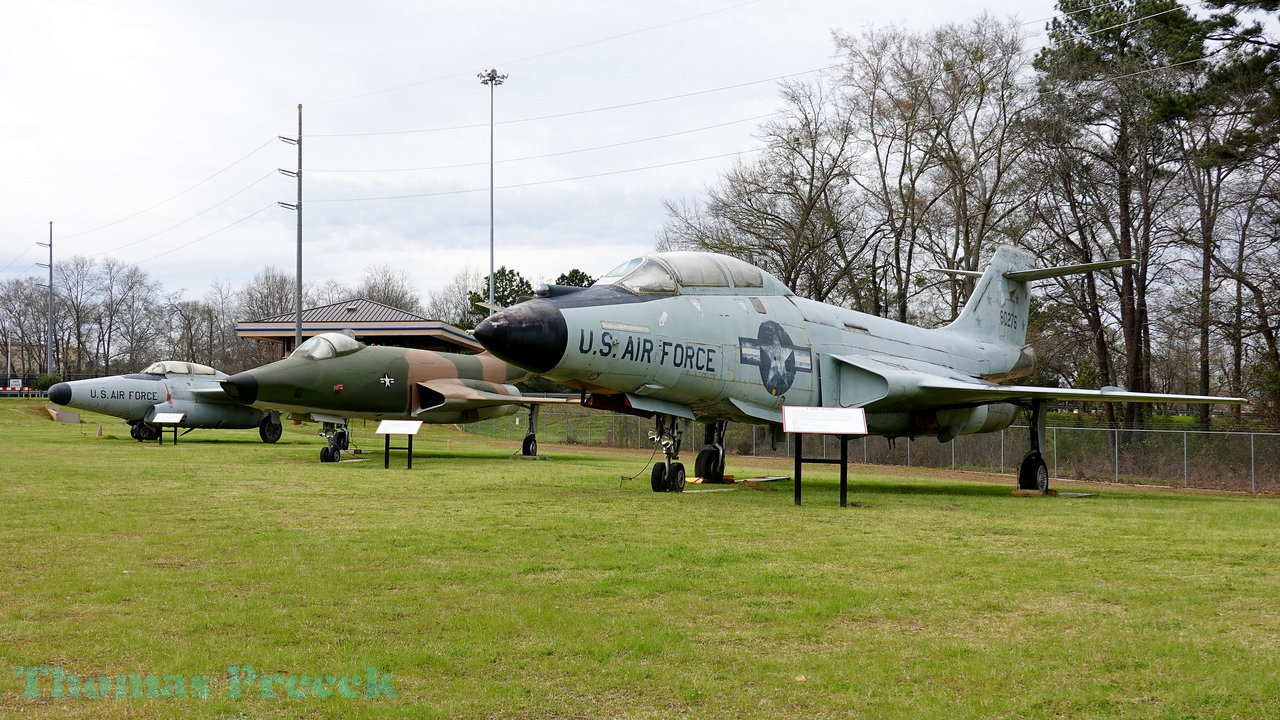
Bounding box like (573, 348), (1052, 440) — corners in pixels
(0, 244), (38, 275)
(307, 0), (766, 108)
(309, 148), (762, 203)
(86, 171), (278, 258)
(131, 205), (277, 265)
(311, 65), (838, 139)
(308, 113), (777, 173)
(57, 138), (278, 242)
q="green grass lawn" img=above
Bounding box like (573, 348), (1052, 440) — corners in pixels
(1, 398), (1278, 719)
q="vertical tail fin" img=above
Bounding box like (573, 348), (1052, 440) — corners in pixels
(942, 245), (1135, 350)
(943, 246), (1037, 348)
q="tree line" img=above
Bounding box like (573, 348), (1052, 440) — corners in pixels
(0, 258), (591, 383)
(658, 0), (1280, 425)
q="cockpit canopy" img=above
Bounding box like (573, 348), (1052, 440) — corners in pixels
(142, 360), (217, 376)
(594, 252), (790, 296)
(290, 332), (364, 361)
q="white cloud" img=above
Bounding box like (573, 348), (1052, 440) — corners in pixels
(1, 0), (1051, 304)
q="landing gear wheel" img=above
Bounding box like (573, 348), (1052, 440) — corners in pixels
(651, 464), (668, 493)
(695, 448), (725, 482)
(1018, 452), (1049, 492)
(521, 433), (537, 457)
(129, 424), (141, 441)
(320, 446), (334, 463)
(695, 449), (713, 479)
(259, 418), (282, 443)
(668, 463), (686, 493)
(135, 423), (157, 441)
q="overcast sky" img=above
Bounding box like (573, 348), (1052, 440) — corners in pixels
(2, 0), (1058, 304)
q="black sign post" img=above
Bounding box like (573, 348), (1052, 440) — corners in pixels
(783, 407), (867, 507)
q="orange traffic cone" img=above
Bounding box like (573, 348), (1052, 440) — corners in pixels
(97, 424), (103, 437)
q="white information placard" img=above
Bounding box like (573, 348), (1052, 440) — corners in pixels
(375, 420), (423, 435)
(151, 412), (186, 424)
(782, 406), (868, 435)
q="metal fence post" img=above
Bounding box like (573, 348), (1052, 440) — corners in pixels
(1000, 429), (1005, 475)
(1252, 433), (1257, 493)
(1114, 427), (1119, 484)
(1183, 431), (1188, 488)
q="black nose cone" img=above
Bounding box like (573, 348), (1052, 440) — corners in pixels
(48, 382), (72, 406)
(474, 300), (567, 374)
(221, 373), (259, 405)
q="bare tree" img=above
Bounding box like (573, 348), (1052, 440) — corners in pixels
(660, 78), (875, 306)
(356, 262), (423, 313)
(424, 267), (481, 327)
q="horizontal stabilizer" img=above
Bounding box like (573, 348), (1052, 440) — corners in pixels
(1004, 258), (1136, 283)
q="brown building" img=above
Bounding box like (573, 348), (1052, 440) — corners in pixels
(235, 298), (479, 355)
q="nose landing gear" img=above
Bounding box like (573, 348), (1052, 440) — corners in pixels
(648, 414), (686, 492)
(319, 422), (350, 463)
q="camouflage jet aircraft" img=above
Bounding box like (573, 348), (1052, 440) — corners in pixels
(220, 331), (565, 462)
(48, 361), (281, 442)
(474, 248), (1246, 493)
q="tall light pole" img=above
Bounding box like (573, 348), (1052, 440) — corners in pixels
(36, 222), (53, 376)
(478, 68), (508, 310)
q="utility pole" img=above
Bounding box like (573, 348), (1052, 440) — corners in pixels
(278, 104), (303, 351)
(478, 68), (508, 310)
(36, 222), (53, 375)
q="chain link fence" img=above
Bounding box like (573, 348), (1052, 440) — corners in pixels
(473, 408), (1280, 493)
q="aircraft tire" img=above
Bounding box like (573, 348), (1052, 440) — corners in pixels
(651, 464), (668, 493)
(695, 449), (711, 479)
(695, 449), (725, 482)
(521, 433), (537, 457)
(136, 423), (157, 442)
(1018, 452), (1049, 492)
(669, 463), (686, 493)
(129, 424), (141, 441)
(320, 447), (333, 463)
(259, 419), (283, 444)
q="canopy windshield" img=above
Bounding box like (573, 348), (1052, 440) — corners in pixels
(290, 332), (363, 360)
(142, 361), (216, 375)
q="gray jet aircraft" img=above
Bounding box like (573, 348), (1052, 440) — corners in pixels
(48, 361), (281, 442)
(475, 247), (1246, 493)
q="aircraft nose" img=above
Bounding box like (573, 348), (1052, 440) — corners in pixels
(48, 382), (72, 406)
(474, 299), (567, 374)
(220, 372), (259, 405)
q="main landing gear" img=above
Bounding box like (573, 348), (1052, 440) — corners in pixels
(520, 405), (540, 457)
(694, 419), (728, 483)
(649, 414), (686, 493)
(258, 413), (282, 444)
(319, 421), (350, 463)
(129, 421), (157, 442)
(1017, 400), (1050, 492)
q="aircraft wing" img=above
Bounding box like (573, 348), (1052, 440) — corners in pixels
(830, 354), (1246, 410)
(416, 380), (575, 412)
(187, 386), (243, 404)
